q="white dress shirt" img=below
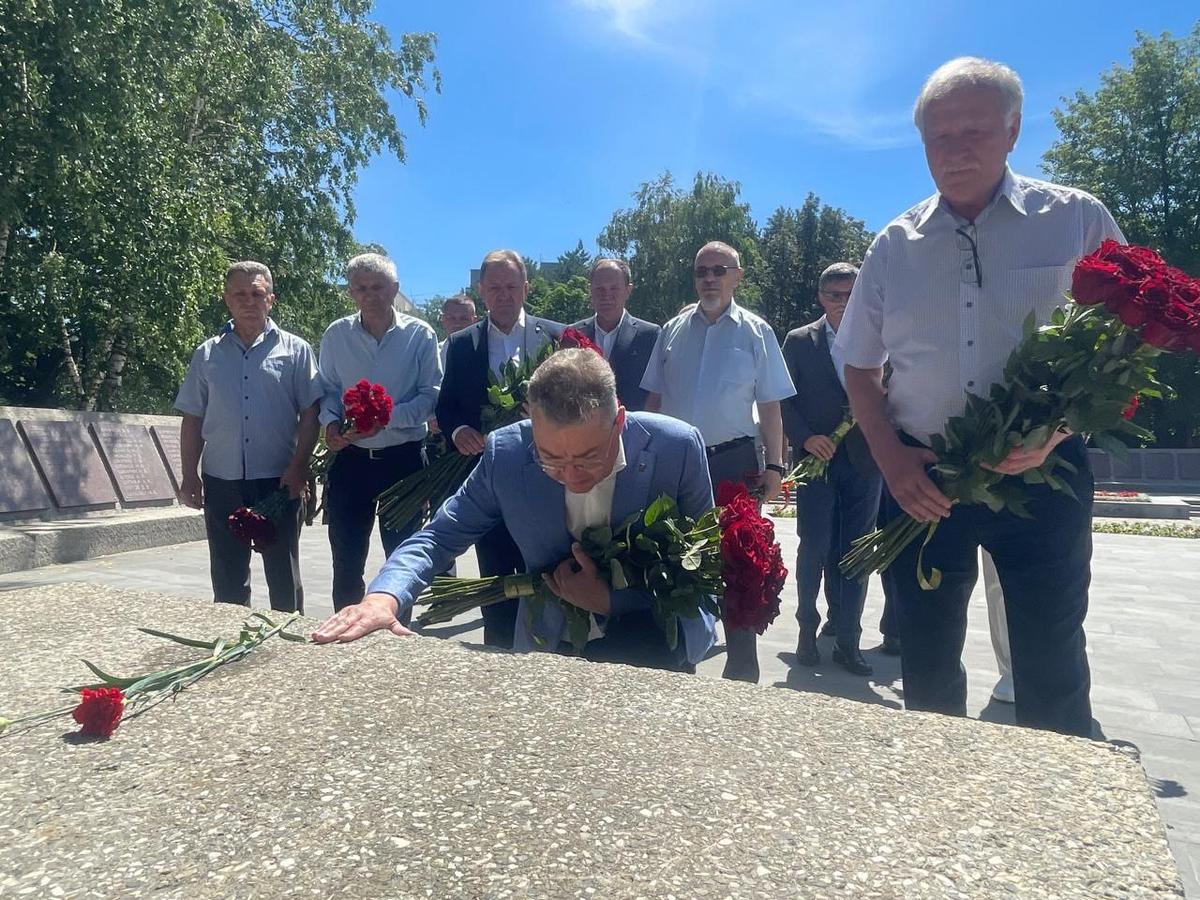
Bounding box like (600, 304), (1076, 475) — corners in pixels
(594, 310), (628, 359)
(640, 300), (795, 446)
(487, 309), (527, 377)
(563, 436), (626, 641)
(317, 311), (441, 448)
(836, 168), (1124, 444)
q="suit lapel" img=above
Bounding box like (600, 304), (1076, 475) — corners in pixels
(610, 315), (635, 363)
(582, 317), (597, 342)
(523, 441), (568, 546)
(610, 417), (654, 528)
(813, 316), (842, 392)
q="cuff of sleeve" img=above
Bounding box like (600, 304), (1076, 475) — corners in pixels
(450, 425), (467, 442)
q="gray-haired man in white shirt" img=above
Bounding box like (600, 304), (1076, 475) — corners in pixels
(837, 57), (1123, 737)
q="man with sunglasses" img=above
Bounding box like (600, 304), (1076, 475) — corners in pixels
(313, 348), (717, 672)
(640, 240), (795, 683)
(837, 57), (1123, 736)
(781, 263), (882, 678)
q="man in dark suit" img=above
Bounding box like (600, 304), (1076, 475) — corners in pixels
(569, 258), (660, 412)
(781, 263), (882, 676)
(436, 249), (564, 648)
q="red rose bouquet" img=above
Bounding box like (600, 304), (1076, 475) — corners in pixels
(416, 481), (787, 651)
(377, 334), (605, 532)
(228, 380), (392, 552)
(842, 241), (1200, 589)
(0, 611), (305, 740)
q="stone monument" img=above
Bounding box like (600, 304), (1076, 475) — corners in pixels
(0, 585), (1182, 898)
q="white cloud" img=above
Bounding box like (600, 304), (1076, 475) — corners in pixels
(569, 0), (928, 149)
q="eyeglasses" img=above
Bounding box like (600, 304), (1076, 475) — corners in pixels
(819, 289), (852, 303)
(694, 265), (738, 279)
(955, 225), (982, 288)
(533, 419), (619, 477)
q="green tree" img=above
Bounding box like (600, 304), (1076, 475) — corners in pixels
(754, 195), (872, 338)
(598, 172), (762, 325)
(0, 1), (437, 411)
(1044, 26), (1200, 447)
(525, 276), (590, 326)
(552, 240), (592, 282)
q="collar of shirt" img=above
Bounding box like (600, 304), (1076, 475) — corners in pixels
(220, 318), (278, 352)
(488, 308), (527, 341)
(564, 434), (627, 541)
(595, 310), (628, 356)
(353, 308), (398, 340)
(914, 165), (1027, 231)
(690, 297), (744, 328)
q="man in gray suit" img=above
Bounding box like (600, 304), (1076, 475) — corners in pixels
(570, 258), (659, 412)
(781, 263), (882, 676)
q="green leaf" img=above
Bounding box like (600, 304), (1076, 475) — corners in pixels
(137, 627), (218, 650)
(643, 494), (674, 526)
(609, 558), (629, 590)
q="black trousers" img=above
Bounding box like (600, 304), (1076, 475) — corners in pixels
(795, 452), (882, 647)
(202, 474), (303, 613)
(475, 524), (525, 649)
(883, 435), (1094, 736)
(581, 610), (694, 673)
(327, 441), (424, 614)
(877, 496), (901, 640)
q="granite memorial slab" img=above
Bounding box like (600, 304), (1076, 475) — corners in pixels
(17, 420), (118, 509)
(0, 418), (53, 516)
(150, 424), (184, 491)
(90, 422), (176, 504)
(0, 585), (1182, 899)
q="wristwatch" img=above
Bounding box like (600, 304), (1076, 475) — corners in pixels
(765, 463), (786, 475)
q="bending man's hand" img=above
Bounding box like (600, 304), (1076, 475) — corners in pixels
(311, 593), (413, 643)
(876, 440), (952, 524)
(542, 543), (611, 615)
(981, 428), (1071, 476)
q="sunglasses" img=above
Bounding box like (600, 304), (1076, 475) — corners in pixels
(694, 265), (738, 278)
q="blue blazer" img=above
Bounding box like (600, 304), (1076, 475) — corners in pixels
(367, 411), (718, 665)
(570, 314), (660, 412)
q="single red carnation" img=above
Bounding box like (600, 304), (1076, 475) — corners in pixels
(558, 328), (605, 356)
(73, 686), (125, 738)
(1121, 395), (1140, 420)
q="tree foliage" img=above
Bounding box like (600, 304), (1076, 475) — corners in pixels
(1044, 26), (1200, 446)
(525, 276), (591, 326)
(598, 172), (762, 325)
(753, 195), (872, 337)
(0, 0), (437, 411)
(552, 240), (592, 282)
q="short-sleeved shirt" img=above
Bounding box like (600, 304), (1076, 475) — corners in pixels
(318, 311), (440, 448)
(640, 300), (795, 446)
(836, 168), (1124, 444)
(174, 319), (323, 481)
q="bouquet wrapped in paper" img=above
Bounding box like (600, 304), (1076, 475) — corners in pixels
(416, 481), (786, 653)
(228, 379), (393, 553)
(377, 329), (604, 531)
(841, 241), (1200, 589)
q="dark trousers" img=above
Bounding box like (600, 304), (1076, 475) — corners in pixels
(883, 435), (1094, 736)
(581, 610), (694, 673)
(795, 452), (882, 648)
(877, 494), (901, 640)
(327, 442), (424, 615)
(475, 524), (525, 648)
(706, 436), (762, 682)
(202, 474), (303, 613)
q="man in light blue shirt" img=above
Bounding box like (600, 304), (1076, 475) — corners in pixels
(175, 261), (322, 613)
(318, 253), (441, 612)
(641, 240), (796, 683)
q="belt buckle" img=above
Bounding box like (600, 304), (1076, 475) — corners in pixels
(367, 447), (382, 461)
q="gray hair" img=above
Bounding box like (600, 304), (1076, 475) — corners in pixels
(225, 261), (273, 292)
(346, 252), (398, 284)
(589, 257), (632, 285)
(913, 57), (1023, 133)
(480, 249), (527, 282)
(695, 240), (741, 267)
(818, 262), (859, 290)
(527, 349), (618, 426)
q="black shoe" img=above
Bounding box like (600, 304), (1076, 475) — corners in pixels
(818, 621), (836, 639)
(832, 644), (873, 676)
(795, 632), (820, 667)
(878, 635), (901, 656)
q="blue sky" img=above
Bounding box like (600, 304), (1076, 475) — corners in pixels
(352, 1), (1196, 305)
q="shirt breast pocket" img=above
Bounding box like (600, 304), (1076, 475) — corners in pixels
(720, 347), (757, 389)
(993, 264), (1074, 341)
(259, 354), (294, 389)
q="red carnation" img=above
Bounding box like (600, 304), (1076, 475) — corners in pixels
(342, 380), (393, 434)
(227, 505), (278, 553)
(559, 328), (604, 356)
(1121, 395), (1140, 420)
(73, 686), (125, 738)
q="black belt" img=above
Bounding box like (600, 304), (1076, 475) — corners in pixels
(342, 440), (422, 461)
(705, 435), (754, 457)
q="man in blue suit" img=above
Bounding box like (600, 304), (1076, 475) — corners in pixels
(313, 348), (718, 671)
(435, 249), (564, 649)
(569, 258), (660, 412)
